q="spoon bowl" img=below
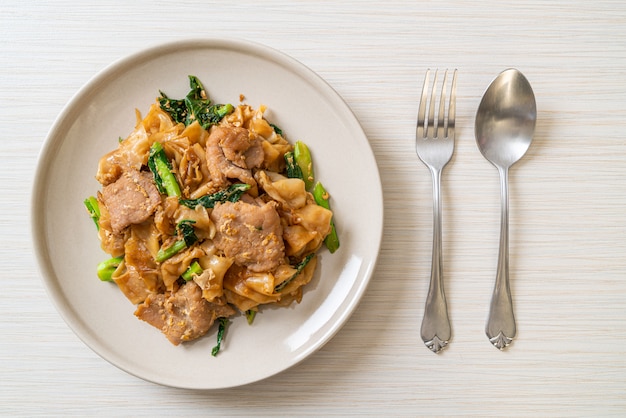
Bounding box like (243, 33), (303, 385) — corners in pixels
(475, 68), (536, 349)
(475, 69), (536, 168)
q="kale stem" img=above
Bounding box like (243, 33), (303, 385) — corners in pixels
(97, 256), (124, 282)
(294, 141), (314, 190)
(83, 196), (101, 230)
(148, 142), (181, 197)
(313, 182), (340, 253)
(181, 261), (203, 281)
(156, 240), (187, 263)
(211, 318), (229, 356)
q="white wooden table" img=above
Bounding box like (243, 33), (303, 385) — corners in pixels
(2, 1), (625, 415)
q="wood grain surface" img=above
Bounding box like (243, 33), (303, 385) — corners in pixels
(1, 0), (625, 416)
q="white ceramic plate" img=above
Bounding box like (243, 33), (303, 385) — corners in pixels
(32, 39), (382, 389)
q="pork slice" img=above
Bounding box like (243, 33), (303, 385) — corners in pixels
(100, 170), (161, 234)
(134, 281), (235, 345)
(219, 127), (264, 169)
(210, 200), (285, 272)
(206, 126), (261, 188)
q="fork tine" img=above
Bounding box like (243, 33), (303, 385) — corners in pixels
(447, 69), (458, 138)
(436, 70), (448, 139)
(427, 70), (439, 139)
(417, 69), (430, 139)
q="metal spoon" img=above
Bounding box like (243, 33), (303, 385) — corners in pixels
(475, 68), (536, 350)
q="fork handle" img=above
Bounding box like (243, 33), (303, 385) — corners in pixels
(420, 168), (451, 353)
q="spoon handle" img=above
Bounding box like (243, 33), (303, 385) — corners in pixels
(421, 168), (451, 353)
(486, 167), (516, 349)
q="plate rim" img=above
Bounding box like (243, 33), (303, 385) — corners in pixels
(31, 37), (383, 389)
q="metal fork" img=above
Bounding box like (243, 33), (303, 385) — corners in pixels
(416, 69), (457, 353)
